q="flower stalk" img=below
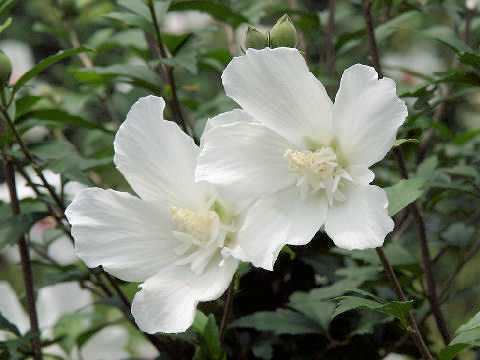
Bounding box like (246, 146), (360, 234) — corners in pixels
(219, 279), (236, 342)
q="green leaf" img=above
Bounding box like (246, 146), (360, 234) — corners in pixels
(332, 295), (413, 327)
(18, 109), (112, 133)
(439, 311), (480, 360)
(332, 243), (418, 267)
(0, 311), (21, 337)
(169, 1), (248, 28)
(160, 45), (197, 74)
(435, 35), (473, 54)
(104, 12), (154, 34)
(40, 269), (90, 288)
(117, 0), (150, 19)
(0, 17), (12, 34)
(231, 310), (323, 335)
(384, 178), (427, 216)
(12, 46), (93, 96)
(393, 138), (419, 148)
(459, 52), (480, 69)
(74, 64), (163, 93)
(0, 212), (47, 251)
(53, 313), (89, 354)
(203, 315), (221, 359)
(416, 156), (438, 179)
(457, 311), (480, 334)
(442, 223), (475, 248)
(192, 310), (208, 335)
(14, 96), (44, 117)
(0, 0), (17, 19)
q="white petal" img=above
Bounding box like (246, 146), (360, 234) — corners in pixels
(66, 188), (177, 282)
(80, 326), (129, 360)
(222, 48), (334, 147)
(333, 64), (407, 167)
(200, 109), (256, 149)
(114, 95), (209, 209)
(234, 187), (328, 270)
(0, 282), (29, 336)
(325, 183), (393, 250)
(36, 282), (92, 330)
(467, 0), (480, 10)
(47, 237), (77, 266)
(345, 165), (375, 185)
(131, 256), (238, 334)
(196, 122), (297, 203)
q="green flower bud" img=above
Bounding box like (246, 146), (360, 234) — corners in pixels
(270, 14), (297, 48)
(245, 26), (269, 50)
(0, 50), (12, 85)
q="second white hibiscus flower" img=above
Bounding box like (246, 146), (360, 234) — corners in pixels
(197, 47), (407, 270)
(66, 96), (248, 334)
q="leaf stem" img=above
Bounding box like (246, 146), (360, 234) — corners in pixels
(361, 0), (452, 347)
(219, 279), (235, 343)
(376, 248), (432, 360)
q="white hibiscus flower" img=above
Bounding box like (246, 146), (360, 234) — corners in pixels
(66, 96), (247, 334)
(196, 47), (407, 270)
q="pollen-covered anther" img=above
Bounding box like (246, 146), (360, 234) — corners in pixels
(284, 147), (338, 178)
(284, 146), (350, 204)
(169, 207), (214, 243)
(169, 206), (223, 275)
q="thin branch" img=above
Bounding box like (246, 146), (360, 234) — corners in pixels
(410, 202), (451, 344)
(146, 0), (188, 132)
(440, 238), (480, 301)
(2, 158), (43, 359)
(361, 0), (452, 347)
(325, 0), (336, 95)
(219, 280), (235, 342)
(361, 0), (383, 78)
(376, 248), (432, 360)
(464, 9), (474, 45)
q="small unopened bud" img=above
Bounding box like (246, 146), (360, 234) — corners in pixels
(270, 14), (297, 48)
(245, 26), (269, 50)
(0, 50), (12, 85)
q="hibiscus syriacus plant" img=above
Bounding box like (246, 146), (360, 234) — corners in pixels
(197, 47), (407, 270)
(66, 96), (248, 333)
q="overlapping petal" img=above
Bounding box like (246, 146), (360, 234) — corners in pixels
(196, 122), (298, 203)
(200, 109), (256, 148)
(222, 47), (334, 147)
(325, 183), (393, 250)
(66, 188), (177, 282)
(114, 96), (209, 210)
(333, 64), (407, 167)
(131, 256), (238, 334)
(235, 187), (328, 270)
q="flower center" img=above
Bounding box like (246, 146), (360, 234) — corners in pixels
(169, 206), (234, 275)
(284, 146), (351, 204)
(170, 207), (216, 244)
